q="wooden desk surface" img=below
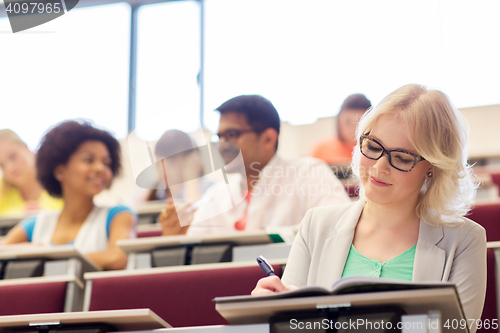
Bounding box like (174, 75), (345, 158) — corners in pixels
(0, 308), (171, 331)
(133, 200), (165, 216)
(0, 217), (23, 228)
(117, 230), (282, 254)
(0, 245), (100, 271)
(136, 223), (162, 233)
(0, 212), (32, 229)
(84, 258), (287, 280)
(138, 324), (270, 332)
(215, 288), (465, 330)
(487, 241), (500, 249)
(0, 274), (84, 289)
(0, 244), (100, 271)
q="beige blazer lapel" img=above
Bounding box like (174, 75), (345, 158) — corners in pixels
(413, 220), (446, 282)
(316, 199), (365, 287)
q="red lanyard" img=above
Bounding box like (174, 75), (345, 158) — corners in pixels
(234, 191), (252, 231)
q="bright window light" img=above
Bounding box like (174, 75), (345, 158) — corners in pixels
(0, 3), (130, 150)
(135, 0), (200, 142)
(203, 0), (500, 130)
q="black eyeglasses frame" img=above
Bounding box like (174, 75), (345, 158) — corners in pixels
(359, 134), (426, 172)
(216, 128), (256, 142)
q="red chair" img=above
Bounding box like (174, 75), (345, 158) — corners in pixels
(137, 229), (163, 238)
(88, 264), (283, 327)
(477, 248), (498, 333)
(468, 204), (500, 331)
(468, 203), (500, 241)
(0, 281), (67, 315)
(344, 183), (359, 198)
(136, 224), (163, 238)
(491, 173), (500, 196)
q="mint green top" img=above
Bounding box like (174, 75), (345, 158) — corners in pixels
(341, 244), (416, 281)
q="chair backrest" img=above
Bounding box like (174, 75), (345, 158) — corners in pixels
(477, 248), (498, 333)
(468, 203), (500, 241)
(491, 173), (500, 196)
(88, 264), (283, 327)
(136, 229), (163, 238)
(0, 281), (67, 315)
(344, 183), (359, 198)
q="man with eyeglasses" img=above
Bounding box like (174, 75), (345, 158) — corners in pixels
(160, 94), (350, 236)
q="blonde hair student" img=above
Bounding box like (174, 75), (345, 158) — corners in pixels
(0, 129), (62, 215)
(351, 84), (477, 226)
(252, 84), (486, 332)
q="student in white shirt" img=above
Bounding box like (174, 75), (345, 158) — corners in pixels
(159, 95), (350, 235)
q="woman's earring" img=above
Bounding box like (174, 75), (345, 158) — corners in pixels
(426, 171), (433, 179)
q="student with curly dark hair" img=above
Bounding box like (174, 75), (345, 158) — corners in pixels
(1, 120), (136, 270)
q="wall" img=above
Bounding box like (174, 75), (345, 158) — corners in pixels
(277, 104), (500, 160)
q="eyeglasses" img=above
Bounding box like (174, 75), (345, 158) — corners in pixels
(216, 129), (255, 142)
(359, 135), (425, 172)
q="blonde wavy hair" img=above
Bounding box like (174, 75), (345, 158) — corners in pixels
(0, 129), (25, 145)
(351, 84), (477, 226)
(0, 129), (29, 191)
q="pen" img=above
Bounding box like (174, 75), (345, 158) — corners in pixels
(257, 255), (276, 276)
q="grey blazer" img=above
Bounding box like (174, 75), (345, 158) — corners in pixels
(282, 199), (487, 324)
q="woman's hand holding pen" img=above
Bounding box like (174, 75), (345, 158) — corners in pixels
(251, 276), (298, 295)
(252, 255), (297, 295)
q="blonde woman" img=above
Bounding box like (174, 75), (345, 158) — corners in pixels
(0, 130), (62, 215)
(252, 84), (486, 329)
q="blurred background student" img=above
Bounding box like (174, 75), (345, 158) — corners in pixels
(159, 95), (351, 236)
(1, 121), (136, 270)
(140, 129), (204, 204)
(0, 129), (62, 216)
(311, 94), (371, 165)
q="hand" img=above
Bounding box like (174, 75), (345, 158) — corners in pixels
(251, 276), (298, 295)
(158, 198), (194, 236)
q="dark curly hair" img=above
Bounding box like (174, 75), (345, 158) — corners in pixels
(36, 120), (121, 197)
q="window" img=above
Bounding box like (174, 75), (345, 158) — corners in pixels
(0, 3), (130, 149)
(439, 0), (500, 108)
(134, 0), (200, 142)
(203, 0), (500, 130)
(1, 0), (498, 144)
